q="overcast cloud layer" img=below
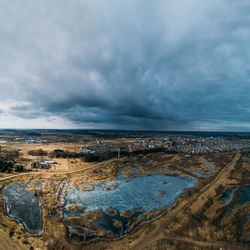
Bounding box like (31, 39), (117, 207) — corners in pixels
(1, 0), (250, 130)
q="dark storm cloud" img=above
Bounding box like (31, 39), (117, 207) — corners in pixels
(1, 0), (250, 130)
(10, 104), (46, 119)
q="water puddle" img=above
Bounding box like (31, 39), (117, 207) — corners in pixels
(220, 187), (237, 204)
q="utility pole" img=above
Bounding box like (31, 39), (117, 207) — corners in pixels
(116, 146), (120, 169)
(117, 147), (120, 159)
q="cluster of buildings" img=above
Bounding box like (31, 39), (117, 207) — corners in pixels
(78, 144), (120, 154)
(173, 137), (250, 154)
(78, 136), (250, 155)
(134, 138), (173, 149)
(0, 137), (48, 144)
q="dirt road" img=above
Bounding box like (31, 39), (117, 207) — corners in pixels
(166, 236), (249, 250)
(131, 152), (242, 250)
(0, 158), (116, 182)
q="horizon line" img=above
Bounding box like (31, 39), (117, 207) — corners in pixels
(0, 128), (250, 133)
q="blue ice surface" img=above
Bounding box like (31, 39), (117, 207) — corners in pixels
(220, 187), (237, 204)
(3, 183), (42, 234)
(191, 161), (214, 178)
(204, 161), (215, 176)
(192, 171), (207, 177)
(64, 175), (196, 216)
(238, 184), (250, 205)
(245, 214), (250, 222)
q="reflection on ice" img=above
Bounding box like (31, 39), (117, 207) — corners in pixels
(3, 183), (42, 234)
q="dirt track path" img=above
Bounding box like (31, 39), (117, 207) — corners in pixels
(0, 159), (116, 182)
(166, 236), (249, 250)
(131, 153), (242, 250)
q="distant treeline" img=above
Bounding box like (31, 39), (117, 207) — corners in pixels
(120, 147), (177, 156)
(0, 159), (24, 173)
(0, 147), (25, 173)
(0, 159), (14, 173)
(28, 149), (48, 156)
(49, 147), (177, 162)
(49, 149), (117, 162)
(50, 149), (85, 158)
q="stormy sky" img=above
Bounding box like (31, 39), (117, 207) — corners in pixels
(1, 0), (250, 130)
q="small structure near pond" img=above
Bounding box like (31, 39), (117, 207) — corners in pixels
(32, 160), (55, 169)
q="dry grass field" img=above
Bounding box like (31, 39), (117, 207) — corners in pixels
(0, 140), (249, 250)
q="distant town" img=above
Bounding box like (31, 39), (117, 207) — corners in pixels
(1, 130), (250, 156)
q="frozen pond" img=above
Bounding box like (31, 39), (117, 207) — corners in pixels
(220, 187), (236, 204)
(220, 185), (250, 206)
(238, 184), (250, 205)
(192, 161), (214, 178)
(3, 183), (42, 234)
(192, 171), (207, 178)
(64, 175), (196, 217)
